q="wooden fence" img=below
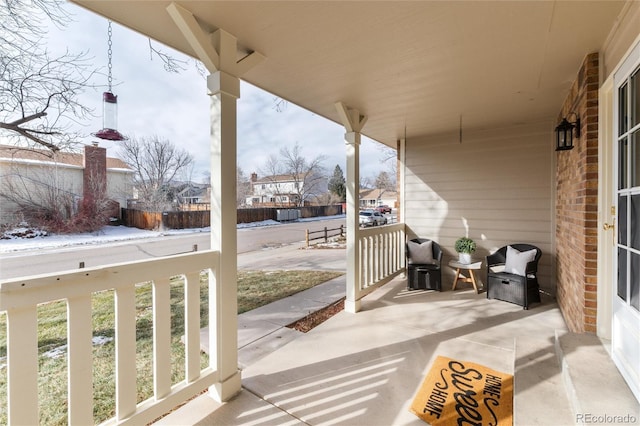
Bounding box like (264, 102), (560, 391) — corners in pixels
(121, 204), (344, 230)
(305, 225), (345, 247)
(120, 209), (210, 230)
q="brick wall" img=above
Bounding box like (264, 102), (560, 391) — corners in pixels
(555, 52), (599, 333)
(83, 144), (107, 202)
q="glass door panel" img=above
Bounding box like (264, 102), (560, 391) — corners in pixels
(632, 252), (639, 311)
(613, 41), (640, 403)
(618, 247), (627, 301)
(618, 67), (640, 314)
(620, 82), (628, 135)
(619, 137), (628, 189)
(633, 131), (640, 187)
(632, 69), (639, 127)
(633, 194), (640, 250)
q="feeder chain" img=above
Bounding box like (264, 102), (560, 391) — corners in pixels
(107, 21), (113, 92)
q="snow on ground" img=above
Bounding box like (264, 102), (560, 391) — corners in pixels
(0, 215), (346, 254)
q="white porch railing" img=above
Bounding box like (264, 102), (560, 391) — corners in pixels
(0, 251), (219, 426)
(357, 223), (405, 298)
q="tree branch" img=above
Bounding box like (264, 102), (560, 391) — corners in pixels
(8, 111), (47, 126)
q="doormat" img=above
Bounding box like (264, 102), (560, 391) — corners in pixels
(409, 355), (513, 426)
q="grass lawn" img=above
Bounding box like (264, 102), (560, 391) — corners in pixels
(0, 269), (343, 425)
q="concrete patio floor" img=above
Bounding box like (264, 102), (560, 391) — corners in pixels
(156, 271), (640, 426)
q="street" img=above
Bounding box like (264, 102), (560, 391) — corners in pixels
(0, 217), (346, 280)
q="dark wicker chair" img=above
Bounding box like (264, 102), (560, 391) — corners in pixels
(486, 244), (542, 309)
(406, 238), (443, 291)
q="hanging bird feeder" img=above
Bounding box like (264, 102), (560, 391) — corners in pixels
(94, 21), (127, 141)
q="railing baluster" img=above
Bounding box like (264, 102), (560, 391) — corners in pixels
(153, 278), (171, 399)
(6, 305), (38, 426)
(184, 271), (201, 383)
(67, 295), (94, 424)
(356, 224), (406, 296)
(367, 236), (373, 286)
(115, 284), (137, 421)
(373, 235), (378, 283)
(1, 251), (219, 426)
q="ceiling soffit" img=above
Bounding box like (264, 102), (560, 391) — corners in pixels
(71, 1), (626, 147)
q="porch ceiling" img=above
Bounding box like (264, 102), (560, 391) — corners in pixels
(71, 1), (625, 148)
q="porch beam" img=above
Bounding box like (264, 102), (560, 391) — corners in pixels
(335, 102), (367, 313)
(167, 2), (220, 73)
(335, 101), (368, 133)
(167, 2), (265, 76)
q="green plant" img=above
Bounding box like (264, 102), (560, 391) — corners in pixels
(454, 237), (476, 254)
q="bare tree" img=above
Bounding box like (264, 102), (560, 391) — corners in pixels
(375, 171), (395, 192)
(0, 0), (97, 152)
(236, 166), (251, 207)
(1, 0), (69, 54)
(359, 176), (373, 190)
(1, 0), (202, 154)
(119, 135), (194, 211)
(377, 144), (397, 189)
(259, 142), (326, 207)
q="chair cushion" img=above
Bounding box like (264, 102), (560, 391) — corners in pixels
(504, 245), (537, 276)
(408, 240), (435, 264)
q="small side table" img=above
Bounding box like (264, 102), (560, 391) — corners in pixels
(448, 260), (483, 293)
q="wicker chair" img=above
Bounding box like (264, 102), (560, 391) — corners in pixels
(406, 238), (443, 291)
(486, 244), (541, 309)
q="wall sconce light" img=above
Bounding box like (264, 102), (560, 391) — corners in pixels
(555, 112), (580, 151)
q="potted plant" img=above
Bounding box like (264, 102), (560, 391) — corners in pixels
(455, 237), (476, 264)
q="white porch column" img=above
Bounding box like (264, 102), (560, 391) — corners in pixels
(335, 102), (367, 313)
(167, 2), (264, 402)
(207, 71), (241, 401)
(345, 131), (361, 313)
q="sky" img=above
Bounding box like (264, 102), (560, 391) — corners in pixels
(44, 3), (390, 184)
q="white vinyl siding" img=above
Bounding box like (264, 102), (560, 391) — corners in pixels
(403, 121), (555, 293)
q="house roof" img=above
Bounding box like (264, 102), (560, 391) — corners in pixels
(360, 188), (397, 201)
(178, 186), (207, 198)
(253, 174), (304, 184)
(0, 145), (131, 170)
(70, 1), (627, 148)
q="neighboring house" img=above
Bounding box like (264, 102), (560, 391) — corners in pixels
(246, 172), (328, 207)
(359, 188), (397, 209)
(176, 184), (210, 205)
(169, 181), (211, 205)
(0, 144), (134, 223)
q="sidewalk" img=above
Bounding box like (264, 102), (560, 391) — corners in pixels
(202, 244), (348, 368)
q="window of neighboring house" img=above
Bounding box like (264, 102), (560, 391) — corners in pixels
(261, 184), (266, 189)
(270, 197), (275, 203)
(282, 196), (288, 201)
(295, 182), (299, 189)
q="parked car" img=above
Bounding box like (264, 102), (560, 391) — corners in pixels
(375, 205), (392, 214)
(359, 210), (388, 227)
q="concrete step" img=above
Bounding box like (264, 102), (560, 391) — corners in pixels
(555, 331), (640, 425)
(515, 335), (574, 425)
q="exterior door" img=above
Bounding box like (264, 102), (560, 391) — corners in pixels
(613, 41), (640, 403)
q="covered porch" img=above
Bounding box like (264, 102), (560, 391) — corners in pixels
(2, 0), (640, 424)
(156, 270), (633, 425)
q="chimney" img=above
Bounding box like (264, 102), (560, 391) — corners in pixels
(251, 172), (258, 182)
(83, 144), (107, 202)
